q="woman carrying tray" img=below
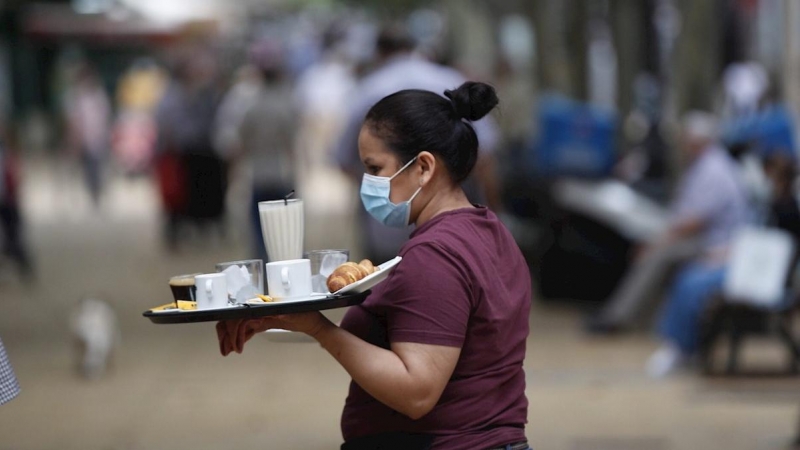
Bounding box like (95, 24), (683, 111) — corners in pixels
(217, 81), (532, 450)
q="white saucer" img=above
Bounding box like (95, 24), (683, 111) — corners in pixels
(270, 293), (330, 303)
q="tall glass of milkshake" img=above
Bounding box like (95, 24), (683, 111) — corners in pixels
(258, 199), (304, 262)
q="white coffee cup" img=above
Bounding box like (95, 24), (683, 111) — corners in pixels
(266, 259), (312, 301)
(195, 273), (229, 310)
(258, 199), (304, 262)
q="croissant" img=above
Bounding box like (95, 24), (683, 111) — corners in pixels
(358, 259), (375, 274)
(327, 259), (380, 292)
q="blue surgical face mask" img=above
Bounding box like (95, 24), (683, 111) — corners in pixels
(360, 156), (422, 228)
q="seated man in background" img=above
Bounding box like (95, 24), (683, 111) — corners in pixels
(589, 112), (752, 340)
(649, 148), (798, 377)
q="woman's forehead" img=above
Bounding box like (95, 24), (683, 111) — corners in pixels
(358, 127), (395, 161)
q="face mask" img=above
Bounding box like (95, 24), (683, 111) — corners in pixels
(360, 157), (422, 228)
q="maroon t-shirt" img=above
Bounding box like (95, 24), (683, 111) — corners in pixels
(340, 206), (532, 450)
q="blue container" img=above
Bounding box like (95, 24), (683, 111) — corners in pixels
(527, 94), (618, 177)
(722, 105), (796, 159)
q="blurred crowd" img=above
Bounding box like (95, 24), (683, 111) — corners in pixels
(6, 13), (527, 264)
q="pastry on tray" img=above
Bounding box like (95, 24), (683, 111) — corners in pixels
(326, 259), (379, 292)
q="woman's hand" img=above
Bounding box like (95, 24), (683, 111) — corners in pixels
(215, 311), (332, 356)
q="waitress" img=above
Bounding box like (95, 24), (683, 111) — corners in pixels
(217, 81), (532, 450)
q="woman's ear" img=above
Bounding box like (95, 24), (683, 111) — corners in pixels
(416, 151), (436, 186)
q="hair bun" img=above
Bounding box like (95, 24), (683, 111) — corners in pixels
(444, 81), (499, 121)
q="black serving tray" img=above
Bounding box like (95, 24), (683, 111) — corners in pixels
(143, 291), (369, 324)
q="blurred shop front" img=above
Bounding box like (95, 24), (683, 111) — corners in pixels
(0, 0), (223, 154)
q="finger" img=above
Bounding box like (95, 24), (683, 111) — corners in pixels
(220, 331), (231, 356)
(216, 322), (228, 356)
(225, 319), (241, 338)
(222, 335), (231, 356)
(224, 320), (243, 356)
(235, 319), (259, 354)
(218, 321), (233, 356)
(242, 319), (266, 351)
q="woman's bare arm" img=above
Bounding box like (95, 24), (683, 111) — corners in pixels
(313, 318), (461, 420)
(219, 313), (460, 420)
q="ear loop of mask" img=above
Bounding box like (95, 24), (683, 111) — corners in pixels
(388, 156), (419, 181)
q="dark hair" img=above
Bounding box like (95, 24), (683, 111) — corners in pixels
(364, 81), (499, 183)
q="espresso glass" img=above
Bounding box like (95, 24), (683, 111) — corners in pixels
(169, 273), (202, 305)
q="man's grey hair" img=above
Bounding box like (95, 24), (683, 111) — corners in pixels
(682, 111), (719, 142)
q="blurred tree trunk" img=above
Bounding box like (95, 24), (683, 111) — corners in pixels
(565, 0), (589, 101)
(523, 0), (588, 100)
(443, 0), (496, 79)
(610, 0), (645, 118)
(784, 0), (800, 111)
(524, 0), (559, 92)
(672, 0), (721, 113)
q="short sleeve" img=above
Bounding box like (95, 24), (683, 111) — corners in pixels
(672, 176), (723, 223)
(373, 242), (473, 348)
(671, 151), (745, 226)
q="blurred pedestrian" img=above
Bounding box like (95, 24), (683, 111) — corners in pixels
(589, 112), (751, 339)
(720, 61), (768, 120)
(214, 41), (297, 262)
(333, 24), (501, 263)
(0, 337), (20, 405)
(212, 65), (263, 161)
(0, 130), (33, 280)
(616, 73), (670, 202)
(113, 58), (165, 175)
(156, 49), (224, 249)
(64, 64), (111, 208)
(294, 25), (355, 148)
(294, 24), (357, 218)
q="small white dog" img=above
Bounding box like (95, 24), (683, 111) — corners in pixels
(70, 298), (120, 380)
